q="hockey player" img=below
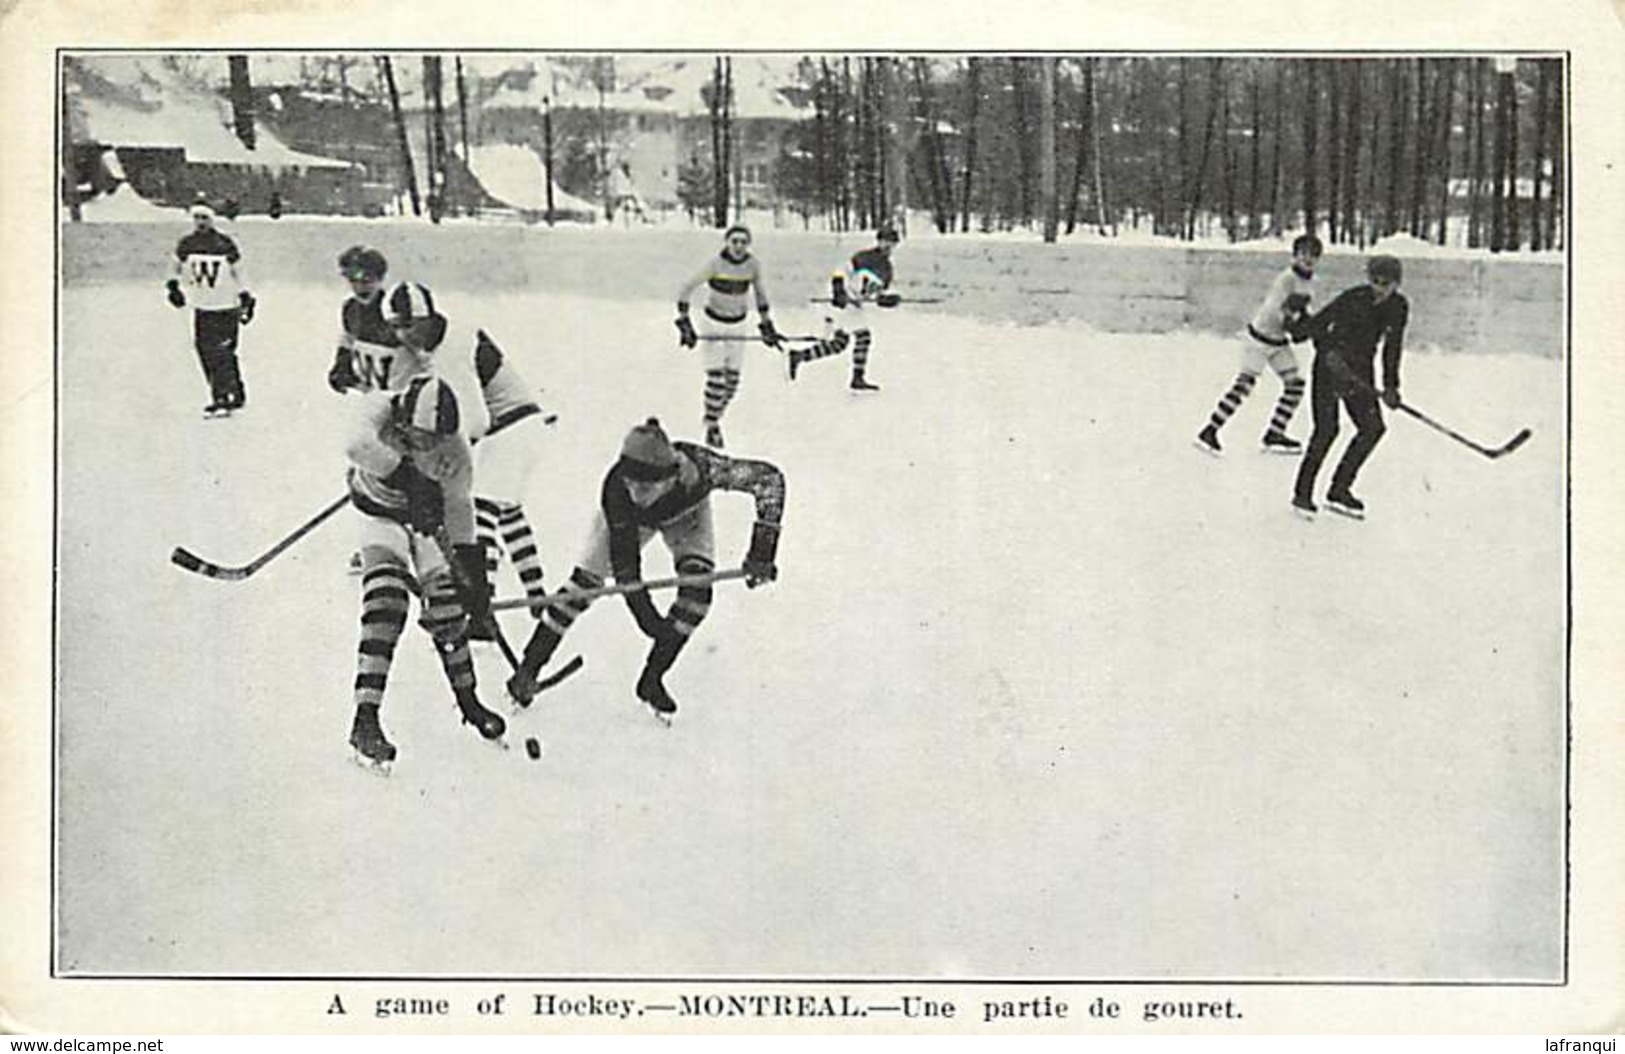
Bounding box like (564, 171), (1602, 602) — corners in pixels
(377, 281), (554, 636)
(1195, 233), (1322, 456)
(504, 417), (784, 721)
(1290, 254), (1410, 521)
(786, 223), (902, 391)
(326, 245), (422, 395)
(344, 373), (506, 770)
(166, 203), (255, 415)
(673, 225), (785, 449)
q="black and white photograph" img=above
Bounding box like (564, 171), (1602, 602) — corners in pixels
(4, 0), (1623, 1040)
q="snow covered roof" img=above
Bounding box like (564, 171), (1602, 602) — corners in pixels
(481, 54), (809, 121)
(67, 55), (357, 171)
(466, 143), (599, 217)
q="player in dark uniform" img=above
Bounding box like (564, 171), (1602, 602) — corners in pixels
(326, 246), (421, 395)
(1290, 254), (1410, 521)
(166, 203), (255, 415)
(787, 223), (902, 390)
(504, 418), (784, 721)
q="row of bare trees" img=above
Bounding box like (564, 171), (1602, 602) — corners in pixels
(777, 55), (1563, 251)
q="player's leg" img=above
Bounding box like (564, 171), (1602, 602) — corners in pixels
(1326, 385), (1386, 516)
(348, 517), (415, 766)
(507, 514), (633, 705)
(412, 536), (505, 740)
(1292, 358), (1343, 514)
(1261, 346), (1306, 453)
(1197, 342), (1266, 454)
(636, 504), (716, 717)
(193, 311), (233, 413)
(697, 326), (743, 447)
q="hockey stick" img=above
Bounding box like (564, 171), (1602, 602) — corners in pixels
(488, 567), (751, 615)
(697, 333), (822, 343)
(432, 528), (520, 671)
(806, 297), (944, 305)
(169, 411), (537, 582)
(1319, 355), (1532, 460)
(1391, 403), (1531, 460)
(170, 493), (351, 581)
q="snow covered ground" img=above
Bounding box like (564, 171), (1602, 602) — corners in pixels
(54, 245), (1566, 981)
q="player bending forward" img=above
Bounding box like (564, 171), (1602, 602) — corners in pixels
(376, 282), (554, 639)
(505, 418), (784, 721)
(673, 225), (786, 449)
(1195, 233), (1322, 456)
(166, 202), (256, 415)
(344, 374), (506, 771)
(787, 223), (902, 390)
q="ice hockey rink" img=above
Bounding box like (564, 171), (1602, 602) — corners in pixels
(53, 224), (1566, 982)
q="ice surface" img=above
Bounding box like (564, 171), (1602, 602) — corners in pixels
(54, 243), (1566, 980)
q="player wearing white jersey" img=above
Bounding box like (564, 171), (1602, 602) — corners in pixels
(166, 203), (255, 415)
(343, 374), (505, 771)
(673, 225), (785, 449)
(378, 282), (553, 640)
(1195, 234), (1322, 456)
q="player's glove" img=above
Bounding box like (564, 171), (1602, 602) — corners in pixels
(743, 520), (780, 588)
(625, 588), (673, 641)
(237, 291), (256, 325)
(451, 543), (493, 625)
(1381, 388), (1402, 409)
(876, 291), (902, 309)
(830, 275), (849, 309)
(165, 279), (186, 309)
(675, 312), (698, 349)
(327, 348), (359, 393)
(384, 459), (444, 535)
(758, 317), (784, 350)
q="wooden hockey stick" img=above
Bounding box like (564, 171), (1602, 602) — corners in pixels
(169, 411), (535, 582)
(488, 568), (751, 614)
(1320, 355), (1532, 460)
(696, 333), (821, 343)
(170, 493), (351, 581)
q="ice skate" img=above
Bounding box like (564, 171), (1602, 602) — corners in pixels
(1325, 488), (1366, 520)
(785, 347), (805, 382)
(849, 371), (881, 392)
(1290, 494), (1318, 521)
(203, 399), (233, 419)
(455, 689), (507, 742)
(635, 669), (678, 725)
(505, 655), (585, 711)
(349, 703), (396, 773)
(1194, 424), (1222, 457)
(1260, 430), (1303, 455)
(704, 422), (725, 449)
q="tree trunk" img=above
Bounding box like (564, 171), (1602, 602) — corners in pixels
(1065, 58), (1089, 235)
(883, 58), (912, 231)
(455, 56), (471, 176)
(960, 57), (980, 233)
(228, 55), (255, 150)
(1492, 62), (1511, 251)
(1187, 58), (1223, 239)
(1408, 59), (1429, 236)
(1506, 63), (1521, 250)
(1384, 60), (1405, 237)
(1531, 60), (1549, 250)
(1343, 63), (1363, 246)
(1469, 60), (1486, 248)
(1434, 61), (1457, 246)
(1327, 62), (1342, 242)
(1268, 62), (1285, 236)
(1039, 57), (1058, 242)
(1220, 62), (1237, 240)
(378, 56), (420, 216)
(1249, 64), (1263, 238)
(1301, 60), (1319, 237)
(1090, 59), (1112, 234)
(61, 67), (80, 221)
(543, 96), (555, 226)
(1545, 59), (1563, 250)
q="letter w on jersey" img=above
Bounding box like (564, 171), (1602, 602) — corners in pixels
(190, 258), (224, 288)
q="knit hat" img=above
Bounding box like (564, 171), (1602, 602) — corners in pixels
(1367, 255), (1403, 284)
(392, 374), (460, 436)
(618, 418), (679, 480)
(876, 223), (900, 243)
(189, 202), (215, 220)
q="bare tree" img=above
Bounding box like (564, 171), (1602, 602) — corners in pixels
(378, 56), (420, 217)
(959, 57), (980, 233)
(1039, 57), (1058, 241)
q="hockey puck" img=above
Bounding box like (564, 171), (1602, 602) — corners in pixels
(525, 736), (543, 760)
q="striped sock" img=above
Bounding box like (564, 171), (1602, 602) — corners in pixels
(803, 329), (851, 364)
(1208, 372), (1258, 431)
(353, 561), (411, 708)
(668, 555), (714, 638)
(703, 368), (729, 428)
(1267, 374), (1305, 436)
(851, 329), (872, 375)
(522, 566), (601, 672)
(496, 501), (546, 603)
(420, 574), (476, 692)
(474, 497), (503, 577)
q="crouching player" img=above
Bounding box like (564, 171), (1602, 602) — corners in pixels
(344, 373), (507, 771)
(505, 417), (784, 721)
